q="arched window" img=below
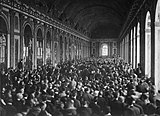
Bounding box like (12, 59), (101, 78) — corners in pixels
(23, 25), (32, 69)
(145, 11), (151, 78)
(155, 0), (160, 91)
(102, 44), (108, 56)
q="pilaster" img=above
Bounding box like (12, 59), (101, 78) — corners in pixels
(9, 9), (15, 68)
(151, 9), (155, 84)
(135, 25), (138, 68)
(140, 9), (146, 76)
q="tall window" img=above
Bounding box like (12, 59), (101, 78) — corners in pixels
(102, 44), (108, 56)
(23, 25), (32, 69)
(145, 11), (151, 78)
(155, 0), (160, 91)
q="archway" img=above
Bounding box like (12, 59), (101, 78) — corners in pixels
(145, 11), (151, 78)
(23, 25), (32, 70)
(37, 28), (43, 66)
(46, 31), (51, 64)
(101, 44), (108, 56)
(155, 0), (160, 91)
(0, 16), (8, 70)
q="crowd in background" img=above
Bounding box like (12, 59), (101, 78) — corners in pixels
(0, 56), (160, 116)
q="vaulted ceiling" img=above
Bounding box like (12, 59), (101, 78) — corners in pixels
(22, 0), (137, 39)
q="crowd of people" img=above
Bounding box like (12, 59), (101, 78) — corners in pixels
(0, 56), (160, 116)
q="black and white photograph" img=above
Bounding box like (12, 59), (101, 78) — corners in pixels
(0, 0), (160, 116)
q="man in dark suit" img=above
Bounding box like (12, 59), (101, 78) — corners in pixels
(4, 99), (17, 116)
(63, 99), (77, 116)
(27, 103), (41, 116)
(71, 90), (81, 109)
(110, 91), (124, 116)
(135, 63), (143, 78)
(124, 96), (140, 116)
(77, 100), (92, 116)
(82, 88), (94, 104)
(17, 59), (23, 70)
(97, 91), (107, 112)
(89, 97), (102, 116)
